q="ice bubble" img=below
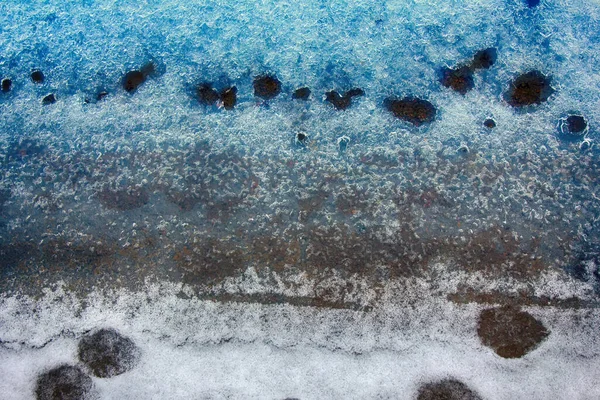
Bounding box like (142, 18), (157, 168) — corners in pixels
(78, 328), (141, 378)
(35, 365), (94, 400)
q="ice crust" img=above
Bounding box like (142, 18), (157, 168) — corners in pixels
(1, 0), (600, 398)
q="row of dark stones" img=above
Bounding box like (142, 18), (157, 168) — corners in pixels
(34, 306), (548, 399)
(1, 48), (588, 135)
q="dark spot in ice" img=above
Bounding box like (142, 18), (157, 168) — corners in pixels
(295, 132), (308, 147)
(220, 86), (237, 110)
(325, 88), (364, 110)
(566, 115), (587, 134)
(96, 91), (108, 101)
(254, 75), (281, 99)
(293, 87), (311, 100)
(504, 70), (554, 107)
(96, 186), (149, 210)
(526, 0), (541, 7)
(1, 78), (12, 92)
(35, 365), (93, 400)
(122, 70), (146, 93)
(471, 48), (497, 70)
(384, 97), (436, 126)
(42, 93), (56, 105)
(483, 119), (496, 129)
(31, 70), (45, 83)
(197, 83), (220, 106)
(477, 306), (549, 358)
(417, 379), (483, 400)
(78, 328), (140, 378)
(440, 66), (474, 95)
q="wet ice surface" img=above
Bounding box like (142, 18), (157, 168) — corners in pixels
(1, 0), (600, 398)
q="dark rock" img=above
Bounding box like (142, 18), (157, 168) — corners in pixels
(295, 132), (308, 147)
(293, 87), (311, 100)
(42, 93), (56, 105)
(384, 97), (436, 126)
(417, 379), (483, 400)
(1, 78), (12, 93)
(220, 86), (237, 110)
(31, 70), (45, 83)
(197, 83), (220, 106)
(478, 306), (549, 358)
(325, 88), (364, 110)
(440, 66), (474, 95)
(471, 48), (497, 70)
(253, 75), (281, 99)
(35, 365), (93, 400)
(504, 70), (554, 107)
(483, 119), (496, 129)
(566, 115), (587, 134)
(78, 328), (140, 378)
(122, 70), (146, 93)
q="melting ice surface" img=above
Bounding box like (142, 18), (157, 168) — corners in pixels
(1, 0), (600, 398)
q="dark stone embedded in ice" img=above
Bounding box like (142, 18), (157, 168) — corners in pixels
(35, 365), (93, 400)
(292, 87), (311, 100)
(471, 48), (497, 70)
(477, 306), (549, 358)
(220, 86), (237, 110)
(253, 74), (281, 99)
(96, 186), (149, 210)
(1, 78), (12, 92)
(42, 93), (56, 105)
(566, 115), (587, 134)
(122, 70), (146, 93)
(31, 69), (45, 83)
(384, 97), (436, 126)
(526, 0), (541, 7)
(440, 66), (474, 95)
(483, 118), (496, 129)
(504, 70), (554, 107)
(295, 132), (308, 147)
(78, 328), (140, 378)
(325, 88), (364, 110)
(417, 379), (483, 400)
(197, 83), (220, 106)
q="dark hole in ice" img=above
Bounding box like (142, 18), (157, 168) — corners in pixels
(96, 186), (149, 211)
(325, 88), (364, 110)
(526, 0), (541, 7)
(384, 97), (436, 126)
(253, 75), (281, 99)
(220, 86), (237, 110)
(477, 306), (549, 358)
(471, 48), (497, 70)
(1, 78), (12, 92)
(197, 83), (220, 106)
(417, 379), (483, 400)
(504, 70), (554, 107)
(78, 328), (140, 378)
(295, 132), (308, 147)
(122, 70), (146, 93)
(96, 91), (108, 101)
(440, 66), (474, 95)
(35, 365), (93, 400)
(31, 70), (45, 83)
(483, 119), (496, 129)
(42, 93), (56, 105)
(566, 115), (587, 133)
(292, 87), (311, 100)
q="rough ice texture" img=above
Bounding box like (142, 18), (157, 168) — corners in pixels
(0, 0), (600, 398)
